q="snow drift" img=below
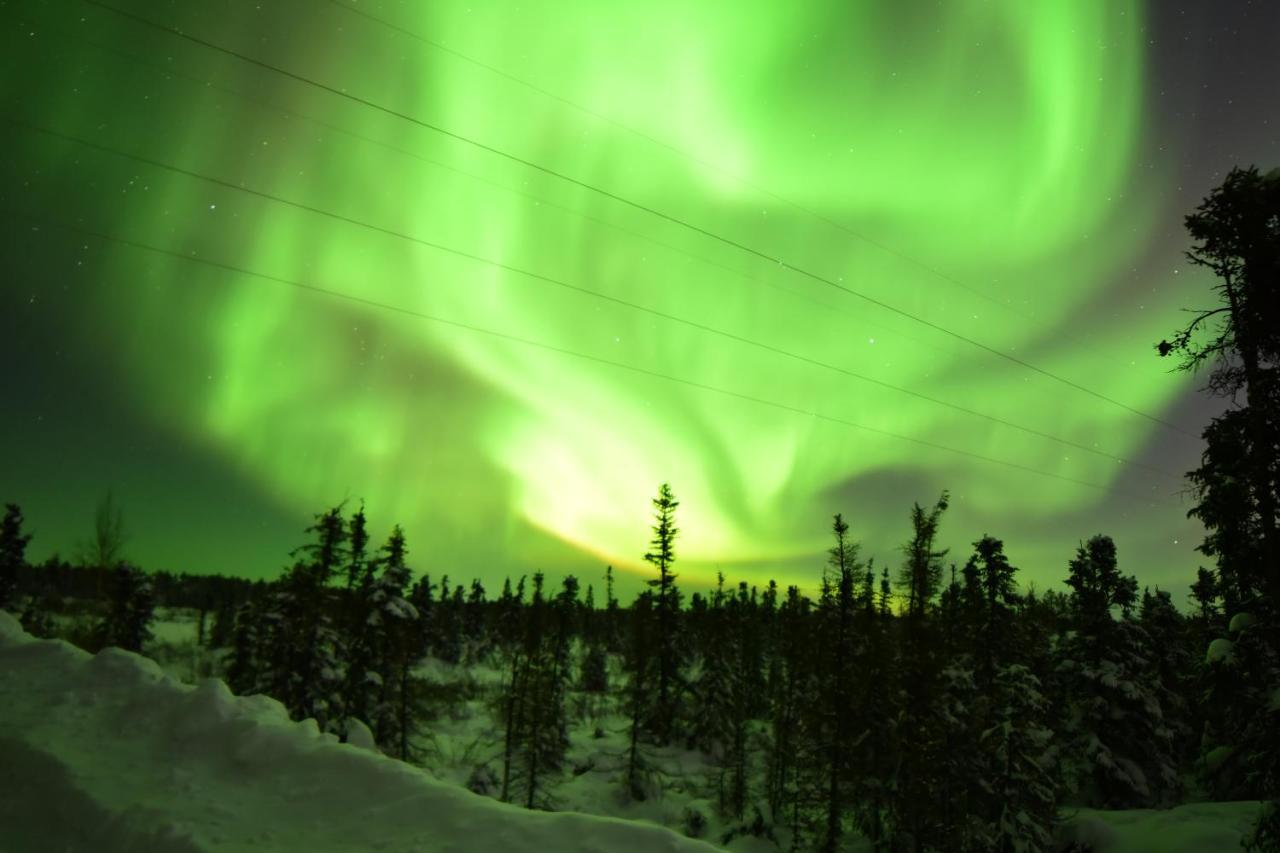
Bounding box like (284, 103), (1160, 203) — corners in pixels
(0, 611), (718, 852)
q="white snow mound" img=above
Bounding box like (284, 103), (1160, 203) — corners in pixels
(1228, 612), (1255, 633)
(1206, 638), (1235, 665)
(0, 612), (719, 852)
(1057, 802), (1263, 853)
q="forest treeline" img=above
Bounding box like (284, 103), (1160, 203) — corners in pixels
(0, 483), (1271, 852)
(1, 168), (1277, 852)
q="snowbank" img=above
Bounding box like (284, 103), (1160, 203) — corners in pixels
(0, 611), (720, 852)
(1205, 637), (1235, 665)
(1057, 801), (1263, 853)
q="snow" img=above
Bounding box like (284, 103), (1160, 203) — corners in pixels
(1228, 612), (1255, 633)
(1057, 802), (1263, 853)
(0, 611), (719, 852)
(345, 718), (378, 752)
(1205, 637), (1235, 665)
(1, 608), (1266, 852)
(1203, 745), (1236, 775)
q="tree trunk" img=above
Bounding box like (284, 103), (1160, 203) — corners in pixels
(1226, 276), (1280, 611)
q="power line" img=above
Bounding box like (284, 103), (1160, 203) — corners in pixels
(323, 0), (1035, 323)
(15, 211), (1181, 508)
(37, 23), (952, 363)
(78, 0), (1198, 439)
(7, 117), (1181, 480)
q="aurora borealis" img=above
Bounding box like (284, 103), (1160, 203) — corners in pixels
(3, 1), (1278, 597)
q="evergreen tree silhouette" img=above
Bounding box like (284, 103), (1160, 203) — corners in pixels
(1158, 166), (1280, 613)
(100, 564), (155, 653)
(817, 513), (860, 853)
(345, 502), (370, 593)
(226, 599), (261, 696)
(765, 583), (810, 844)
(263, 506), (349, 732)
(1060, 536), (1177, 807)
(0, 503), (31, 611)
(643, 483), (682, 744)
(623, 590), (657, 802)
(358, 526), (422, 756)
(890, 492), (949, 849)
(967, 534), (1020, 685)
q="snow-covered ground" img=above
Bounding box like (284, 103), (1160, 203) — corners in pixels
(1056, 801), (1264, 852)
(0, 611), (719, 852)
(138, 612), (765, 847)
(1, 609), (1265, 852)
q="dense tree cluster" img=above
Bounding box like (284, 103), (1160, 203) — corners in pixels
(5, 466), (1277, 851)
(0, 485), (1226, 851)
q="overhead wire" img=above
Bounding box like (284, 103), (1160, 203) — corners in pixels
(323, 0), (1037, 324)
(33, 22), (956, 363)
(77, 0), (1198, 439)
(9, 210), (1182, 509)
(5, 116), (1183, 481)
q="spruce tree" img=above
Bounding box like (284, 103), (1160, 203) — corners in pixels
(972, 664), (1059, 852)
(1140, 588), (1197, 769)
(496, 575), (526, 655)
(890, 493), (949, 849)
(1157, 166), (1280, 612)
(98, 564), (155, 653)
(966, 534), (1021, 687)
(262, 506), (349, 732)
(1060, 536), (1177, 807)
(849, 565), (895, 852)
(686, 572), (732, 754)
(430, 574), (462, 664)
(766, 584), (811, 845)
(345, 502), (370, 593)
(817, 513), (860, 853)
(365, 526), (422, 757)
(580, 584), (608, 693)
(623, 590), (657, 802)
(226, 600), (261, 695)
(604, 564), (622, 653)
(643, 483), (682, 744)
(465, 579), (488, 659)
(0, 503), (31, 611)
(500, 573), (535, 804)
(408, 573), (436, 655)
(501, 572), (570, 809)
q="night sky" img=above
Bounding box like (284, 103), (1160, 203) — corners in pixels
(2, 1), (1278, 598)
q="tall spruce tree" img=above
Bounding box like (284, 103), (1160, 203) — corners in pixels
(0, 503), (32, 611)
(98, 564), (155, 652)
(643, 483), (682, 744)
(226, 599), (262, 696)
(262, 506), (349, 732)
(580, 583), (608, 693)
(766, 584), (812, 847)
(972, 664), (1059, 852)
(967, 534), (1020, 685)
(817, 513), (860, 853)
(623, 590), (658, 802)
(345, 502), (370, 593)
(1157, 166), (1280, 612)
(686, 573), (733, 756)
(1060, 536), (1177, 807)
(848, 560), (897, 852)
(890, 492), (949, 849)
(500, 572), (571, 809)
(364, 526), (423, 758)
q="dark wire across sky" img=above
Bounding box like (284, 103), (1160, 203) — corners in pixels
(2, 0), (1276, 594)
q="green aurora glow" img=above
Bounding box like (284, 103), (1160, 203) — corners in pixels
(1, 0), (1226, 595)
